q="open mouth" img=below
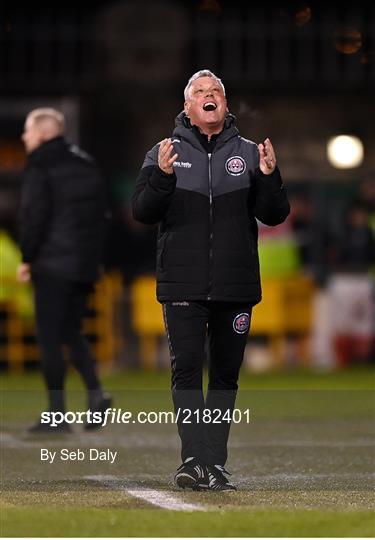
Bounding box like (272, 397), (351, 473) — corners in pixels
(203, 102), (217, 111)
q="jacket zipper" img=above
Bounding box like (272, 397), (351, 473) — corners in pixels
(207, 152), (213, 300)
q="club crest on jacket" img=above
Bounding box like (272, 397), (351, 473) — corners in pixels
(225, 156), (246, 176)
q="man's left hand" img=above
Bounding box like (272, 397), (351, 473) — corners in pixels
(258, 138), (276, 175)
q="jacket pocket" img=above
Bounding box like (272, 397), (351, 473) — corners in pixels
(248, 233), (256, 256)
(248, 222), (257, 255)
(158, 232), (169, 270)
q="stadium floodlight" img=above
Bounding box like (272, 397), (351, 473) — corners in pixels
(327, 135), (364, 169)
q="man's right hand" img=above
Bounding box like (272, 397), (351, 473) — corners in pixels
(17, 263), (31, 283)
(158, 138), (178, 175)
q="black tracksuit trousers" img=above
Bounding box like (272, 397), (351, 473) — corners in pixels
(163, 301), (252, 466)
(33, 275), (102, 412)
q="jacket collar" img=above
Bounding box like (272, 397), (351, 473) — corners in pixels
(28, 136), (67, 162)
(173, 111), (238, 152)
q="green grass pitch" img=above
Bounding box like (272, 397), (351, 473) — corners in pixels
(1, 368), (374, 537)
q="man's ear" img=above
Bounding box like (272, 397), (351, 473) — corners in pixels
(184, 101), (189, 115)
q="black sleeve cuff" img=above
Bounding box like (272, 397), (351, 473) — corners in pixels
(149, 167), (177, 190)
(254, 166), (283, 189)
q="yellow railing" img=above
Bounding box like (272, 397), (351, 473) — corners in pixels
(130, 274), (315, 368)
(1, 272), (315, 371)
(0, 272), (123, 372)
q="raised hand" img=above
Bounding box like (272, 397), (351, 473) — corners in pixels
(258, 138), (276, 175)
(17, 263), (31, 283)
(158, 138), (178, 175)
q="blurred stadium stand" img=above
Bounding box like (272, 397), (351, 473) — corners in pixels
(0, 1), (374, 371)
(1, 3), (374, 91)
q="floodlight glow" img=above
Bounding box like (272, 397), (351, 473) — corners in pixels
(327, 135), (364, 169)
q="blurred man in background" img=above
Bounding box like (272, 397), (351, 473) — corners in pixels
(132, 70), (290, 490)
(17, 108), (111, 432)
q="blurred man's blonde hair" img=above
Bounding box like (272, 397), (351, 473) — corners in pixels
(27, 108), (65, 138)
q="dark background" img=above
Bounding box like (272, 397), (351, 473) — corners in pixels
(1, 0), (374, 282)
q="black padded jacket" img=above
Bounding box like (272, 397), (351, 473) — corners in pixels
(132, 113), (290, 304)
(20, 136), (107, 283)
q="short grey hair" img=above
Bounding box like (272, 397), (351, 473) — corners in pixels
(27, 108), (65, 135)
(184, 69), (226, 101)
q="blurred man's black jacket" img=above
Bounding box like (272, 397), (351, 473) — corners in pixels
(20, 136), (107, 283)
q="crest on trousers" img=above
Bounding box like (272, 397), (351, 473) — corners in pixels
(233, 313), (250, 334)
(225, 156), (246, 176)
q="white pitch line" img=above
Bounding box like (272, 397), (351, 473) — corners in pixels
(85, 474), (206, 512)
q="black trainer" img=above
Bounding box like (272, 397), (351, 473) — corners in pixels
(28, 419), (72, 434)
(206, 465), (237, 491)
(85, 392), (113, 430)
(174, 457), (208, 490)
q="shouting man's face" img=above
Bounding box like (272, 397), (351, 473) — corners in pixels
(184, 76), (228, 135)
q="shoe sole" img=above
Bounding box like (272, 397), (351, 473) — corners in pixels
(208, 486), (237, 492)
(193, 483), (210, 491)
(28, 428), (72, 434)
(175, 472), (197, 489)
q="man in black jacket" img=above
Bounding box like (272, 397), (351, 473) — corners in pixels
(132, 70), (290, 490)
(17, 108), (111, 432)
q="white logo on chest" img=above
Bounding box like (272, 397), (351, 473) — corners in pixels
(173, 161), (192, 169)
